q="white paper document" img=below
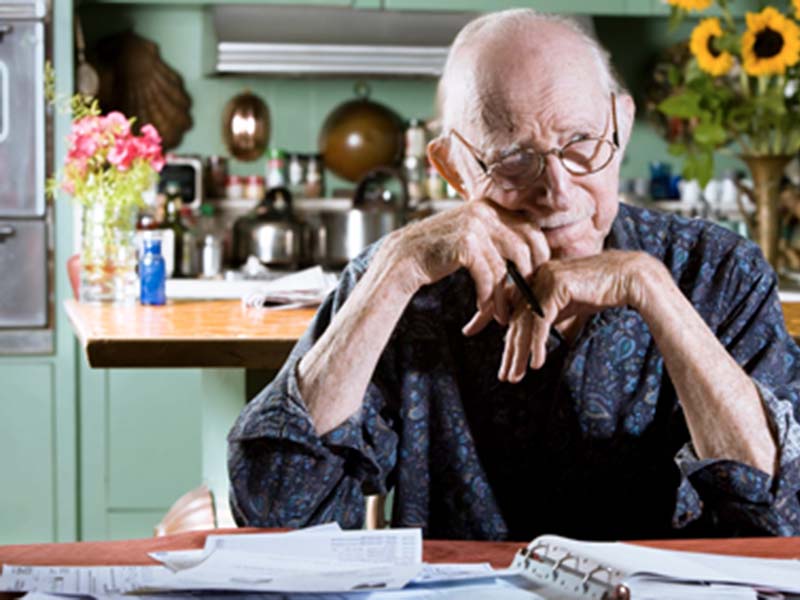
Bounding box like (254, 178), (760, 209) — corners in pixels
(1, 527), (428, 596)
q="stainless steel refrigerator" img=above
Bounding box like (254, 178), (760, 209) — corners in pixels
(0, 0), (50, 352)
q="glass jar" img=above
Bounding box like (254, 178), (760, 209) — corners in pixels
(79, 199), (139, 304)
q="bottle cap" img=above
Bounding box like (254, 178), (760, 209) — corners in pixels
(143, 238), (162, 252)
(164, 181), (181, 196)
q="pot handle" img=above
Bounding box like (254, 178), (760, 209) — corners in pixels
(353, 166), (408, 215)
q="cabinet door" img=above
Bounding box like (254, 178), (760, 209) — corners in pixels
(0, 364), (55, 543)
(107, 369), (203, 512)
(81, 365), (205, 540)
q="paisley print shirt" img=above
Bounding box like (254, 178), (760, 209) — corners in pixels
(228, 203), (800, 541)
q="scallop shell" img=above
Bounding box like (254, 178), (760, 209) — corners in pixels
(93, 31), (192, 150)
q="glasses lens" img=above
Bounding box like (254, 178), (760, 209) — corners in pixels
(561, 138), (614, 175)
(491, 150), (542, 189)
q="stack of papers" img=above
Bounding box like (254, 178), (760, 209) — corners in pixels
(0, 524), (534, 599)
(240, 266), (339, 310)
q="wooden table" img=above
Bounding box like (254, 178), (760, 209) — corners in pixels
(65, 299), (800, 370)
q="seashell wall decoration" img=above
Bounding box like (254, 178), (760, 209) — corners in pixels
(93, 30), (192, 150)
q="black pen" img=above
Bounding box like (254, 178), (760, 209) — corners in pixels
(505, 259), (564, 345)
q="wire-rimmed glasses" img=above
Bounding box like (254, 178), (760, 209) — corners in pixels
(450, 94), (620, 192)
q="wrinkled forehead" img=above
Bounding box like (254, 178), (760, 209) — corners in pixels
(447, 30), (610, 146)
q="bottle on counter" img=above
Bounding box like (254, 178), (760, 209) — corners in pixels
(404, 118), (428, 208)
(161, 182), (191, 278)
(266, 148), (287, 191)
(179, 204), (199, 277)
(196, 204), (223, 279)
(305, 155), (323, 198)
(288, 153), (305, 200)
(139, 233), (167, 306)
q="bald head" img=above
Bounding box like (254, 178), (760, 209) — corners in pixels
(437, 10), (624, 135)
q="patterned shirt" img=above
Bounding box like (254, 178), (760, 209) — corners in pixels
(228, 203), (800, 541)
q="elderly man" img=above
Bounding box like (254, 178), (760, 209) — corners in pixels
(228, 9), (800, 541)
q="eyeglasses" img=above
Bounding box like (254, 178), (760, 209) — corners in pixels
(450, 94), (620, 192)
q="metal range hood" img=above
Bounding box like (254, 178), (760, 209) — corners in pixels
(211, 5), (477, 77)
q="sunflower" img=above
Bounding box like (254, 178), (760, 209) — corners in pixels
(665, 0), (713, 11)
(741, 7), (800, 76)
(690, 18), (734, 76)
(795, 0), (800, 21)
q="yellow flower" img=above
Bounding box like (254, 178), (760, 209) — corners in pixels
(690, 18), (734, 76)
(741, 7), (800, 76)
(794, 0), (800, 20)
(665, 0), (713, 11)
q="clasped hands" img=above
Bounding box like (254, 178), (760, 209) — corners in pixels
(396, 198), (656, 384)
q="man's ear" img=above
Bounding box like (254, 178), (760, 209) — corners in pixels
(617, 93), (636, 149)
(427, 136), (467, 198)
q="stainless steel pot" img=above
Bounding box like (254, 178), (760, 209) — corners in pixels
(232, 188), (307, 268)
(305, 168), (408, 268)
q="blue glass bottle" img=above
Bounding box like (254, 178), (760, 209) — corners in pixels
(140, 238), (166, 306)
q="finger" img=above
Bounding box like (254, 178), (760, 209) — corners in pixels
(499, 303), (529, 381)
(498, 325), (514, 381)
(528, 311), (551, 370)
(508, 309), (534, 383)
(484, 249), (509, 325)
(462, 252), (497, 336)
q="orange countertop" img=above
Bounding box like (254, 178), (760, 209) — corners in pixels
(64, 299), (316, 369)
(65, 299), (800, 369)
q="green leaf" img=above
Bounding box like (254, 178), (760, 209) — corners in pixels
(667, 64), (682, 87)
(692, 122), (727, 146)
(658, 91), (703, 118)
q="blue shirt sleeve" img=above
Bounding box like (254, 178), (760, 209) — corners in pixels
(227, 246), (399, 529)
(671, 243), (800, 534)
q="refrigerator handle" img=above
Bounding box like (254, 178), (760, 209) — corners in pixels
(0, 60), (7, 144)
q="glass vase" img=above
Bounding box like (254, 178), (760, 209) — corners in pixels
(79, 198), (139, 304)
(740, 154), (793, 270)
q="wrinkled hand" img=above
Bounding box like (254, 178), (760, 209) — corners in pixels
(496, 250), (653, 383)
(393, 199), (550, 331)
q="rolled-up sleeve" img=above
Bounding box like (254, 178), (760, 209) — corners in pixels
(227, 247), (400, 529)
(671, 243), (800, 534)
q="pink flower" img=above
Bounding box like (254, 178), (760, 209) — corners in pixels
(104, 111), (131, 137)
(137, 124), (165, 171)
(72, 115), (101, 137)
(107, 137), (137, 171)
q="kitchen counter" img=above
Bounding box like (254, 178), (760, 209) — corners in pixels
(64, 299), (316, 369)
(66, 299), (800, 369)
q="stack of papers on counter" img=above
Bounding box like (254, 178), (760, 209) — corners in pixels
(0, 524), (533, 599)
(164, 265), (338, 308)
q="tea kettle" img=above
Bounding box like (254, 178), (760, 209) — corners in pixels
(306, 167), (408, 268)
(232, 188), (306, 268)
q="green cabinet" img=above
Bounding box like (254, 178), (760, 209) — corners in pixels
(80, 363), (246, 540)
(0, 364), (57, 543)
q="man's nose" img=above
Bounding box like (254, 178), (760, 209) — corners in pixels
(523, 153), (574, 211)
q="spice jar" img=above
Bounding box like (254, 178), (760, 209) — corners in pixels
(244, 175), (266, 202)
(225, 175), (244, 200)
